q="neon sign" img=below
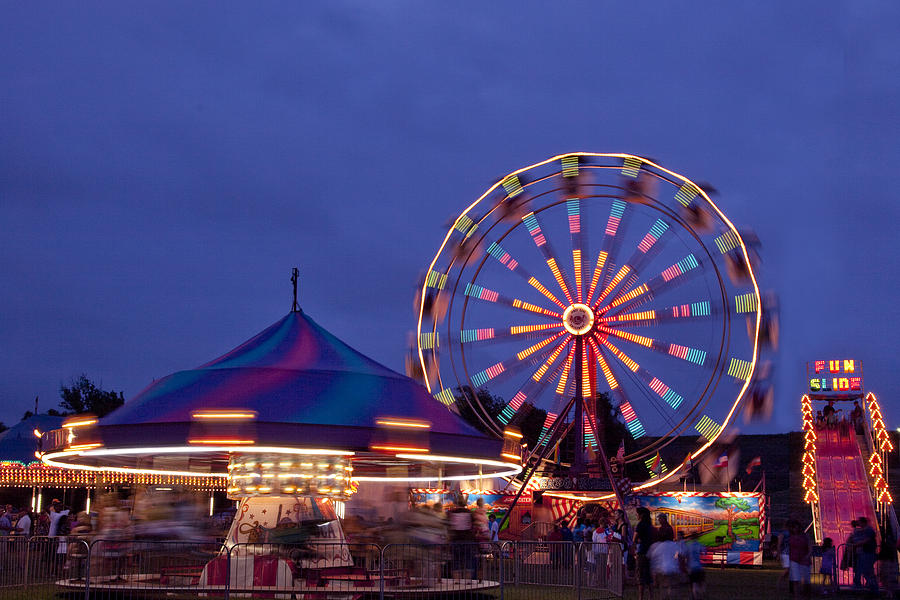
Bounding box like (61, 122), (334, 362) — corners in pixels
(806, 360), (863, 395)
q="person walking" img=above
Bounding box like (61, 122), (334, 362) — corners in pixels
(850, 516), (878, 593)
(633, 507), (657, 600)
(787, 519), (811, 597)
(819, 537), (837, 595)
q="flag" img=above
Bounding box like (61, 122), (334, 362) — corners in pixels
(651, 452), (662, 475)
(713, 452), (728, 468)
(616, 440), (625, 463)
(745, 456), (761, 474)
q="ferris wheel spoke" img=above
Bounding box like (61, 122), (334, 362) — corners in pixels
(597, 326), (709, 368)
(456, 322), (565, 346)
(565, 198), (585, 303)
(587, 337), (646, 439)
(461, 282), (562, 319)
(485, 241), (568, 309)
(586, 199), (629, 305)
(521, 211), (574, 304)
(594, 335), (688, 411)
(496, 336), (572, 425)
(601, 253), (703, 317)
(466, 331), (567, 390)
(604, 300), (714, 327)
(590, 218), (672, 310)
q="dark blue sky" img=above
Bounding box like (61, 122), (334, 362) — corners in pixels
(2, 3), (898, 433)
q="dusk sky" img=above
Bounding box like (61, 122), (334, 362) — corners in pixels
(2, 3), (898, 434)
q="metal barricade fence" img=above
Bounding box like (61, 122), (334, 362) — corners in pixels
(86, 538), (225, 600)
(0, 536), (90, 600)
(380, 542), (503, 599)
(0, 538), (625, 599)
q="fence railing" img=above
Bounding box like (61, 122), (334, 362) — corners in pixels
(0, 536), (624, 599)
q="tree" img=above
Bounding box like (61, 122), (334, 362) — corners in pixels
(714, 497), (752, 541)
(58, 375), (124, 418)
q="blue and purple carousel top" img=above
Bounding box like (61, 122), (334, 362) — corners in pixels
(102, 310), (480, 438)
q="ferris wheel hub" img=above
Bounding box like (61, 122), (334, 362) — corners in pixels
(563, 303), (595, 336)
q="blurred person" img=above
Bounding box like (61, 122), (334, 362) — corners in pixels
(633, 507), (657, 600)
(547, 523), (563, 568)
(850, 516), (877, 593)
(47, 500), (70, 537)
(656, 513), (674, 542)
(591, 518), (611, 587)
(573, 517), (586, 543)
(850, 402), (864, 435)
(648, 532), (681, 600)
(15, 509), (31, 539)
(612, 509), (632, 576)
(840, 520), (858, 579)
(0, 508), (14, 536)
(787, 519), (811, 597)
(487, 513), (499, 543)
(559, 520), (574, 568)
(819, 537), (837, 595)
(448, 496), (476, 579)
(472, 498), (488, 541)
(47, 500), (71, 575)
(678, 531), (705, 600)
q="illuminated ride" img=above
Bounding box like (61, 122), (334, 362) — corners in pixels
(416, 153), (762, 488)
(802, 359), (896, 586)
(39, 295), (516, 593)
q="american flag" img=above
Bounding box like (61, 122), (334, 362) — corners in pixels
(745, 456), (761, 474)
(713, 452), (729, 468)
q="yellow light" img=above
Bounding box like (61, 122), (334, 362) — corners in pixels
(517, 331), (565, 360)
(374, 419), (431, 429)
(503, 429), (523, 440)
(191, 410), (257, 420)
(371, 445), (429, 453)
(33, 429), (42, 438)
(66, 443), (102, 451)
(501, 452), (521, 462)
(62, 418), (98, 429)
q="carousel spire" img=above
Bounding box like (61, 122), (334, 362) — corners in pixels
(290, 267), (300, 313)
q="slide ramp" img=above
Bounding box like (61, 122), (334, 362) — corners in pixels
(815, 423), (878, 548)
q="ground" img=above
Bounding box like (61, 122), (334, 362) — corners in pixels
(0, 564), (888, 599)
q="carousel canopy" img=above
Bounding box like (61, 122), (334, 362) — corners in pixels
(102, 310), (480, 437)
(41, 310), (515, 484)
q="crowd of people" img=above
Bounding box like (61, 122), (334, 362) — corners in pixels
(815, 400), (865, 433)
(773, 515), (899, 597)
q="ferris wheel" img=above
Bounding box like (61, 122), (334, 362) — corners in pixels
(416, 153), (762, 483)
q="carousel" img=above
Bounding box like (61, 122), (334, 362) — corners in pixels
(39, 289), (518, 595)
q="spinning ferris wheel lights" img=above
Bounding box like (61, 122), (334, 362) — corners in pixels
(417, 153), (763, 482)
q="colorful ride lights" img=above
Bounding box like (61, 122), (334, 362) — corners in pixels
(189, 408), (257, 446)
(226, 453), (354, 500)
(62, 414), (101, 451)
(807, 359), (863, 394)
(866, 393), (893, 453)
(501, 427), (525, 462)
(800, 395), (818, 504)
(370, 417), (431, 454)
